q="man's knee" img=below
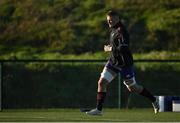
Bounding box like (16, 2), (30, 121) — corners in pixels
(123, 77), (143, 93)
(98, 78), (107, 86)
(98, 78), (109, 92)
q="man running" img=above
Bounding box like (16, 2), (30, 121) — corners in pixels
(86, 10), (159, 115)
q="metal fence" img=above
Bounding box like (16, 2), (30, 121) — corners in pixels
(0, 59), (180, 110)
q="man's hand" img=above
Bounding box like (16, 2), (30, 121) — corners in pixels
(104, 45), (112, 52)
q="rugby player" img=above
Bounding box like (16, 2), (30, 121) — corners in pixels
(86, 10), (159, 116)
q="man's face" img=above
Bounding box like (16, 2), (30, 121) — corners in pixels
(106, 15), (120, 28)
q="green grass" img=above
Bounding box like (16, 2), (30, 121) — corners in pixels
(0, 108), (180, 122)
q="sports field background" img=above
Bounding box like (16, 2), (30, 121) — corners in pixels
(0, 0), (180, 122)
(0, 108), (180, 122)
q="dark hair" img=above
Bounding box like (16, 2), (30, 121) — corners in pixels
(106, 10), (119, 17)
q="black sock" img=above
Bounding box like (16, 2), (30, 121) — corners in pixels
(96, 92), (106, 111)
(139, 88), (156, 102)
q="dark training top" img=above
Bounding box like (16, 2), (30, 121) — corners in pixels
(109, 22), (133, 67)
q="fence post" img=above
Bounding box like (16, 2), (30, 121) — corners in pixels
(118, 73), (121, 108)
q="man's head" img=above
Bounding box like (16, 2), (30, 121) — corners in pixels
(106, 10), (120, 28)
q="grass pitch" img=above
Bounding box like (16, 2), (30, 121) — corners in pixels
(0, 108), (179, 122)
